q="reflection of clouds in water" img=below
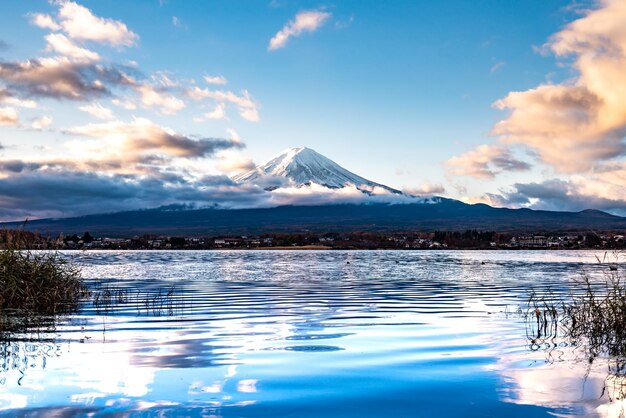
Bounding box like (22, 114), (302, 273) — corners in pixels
(497, 343), (626, 417)
(237, 379), (258, 393)
(0, 393), (27, 410)
(188, 380), (223, 394)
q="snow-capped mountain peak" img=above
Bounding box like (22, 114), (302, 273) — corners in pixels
(232, 147), (401, 193)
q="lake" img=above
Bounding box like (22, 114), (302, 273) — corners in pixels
(0, 250), (623, 417)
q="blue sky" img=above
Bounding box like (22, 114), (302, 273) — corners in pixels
(1, 0), (625, 219)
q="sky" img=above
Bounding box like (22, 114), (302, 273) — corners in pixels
(1, 0), (625, 219)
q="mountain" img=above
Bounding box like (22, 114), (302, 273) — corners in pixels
(232, 147), (403, 194)
(5, 146), (626, 236)
(11, 201), (626, 237)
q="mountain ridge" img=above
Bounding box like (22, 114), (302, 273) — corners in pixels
(9, 200), (626, 237)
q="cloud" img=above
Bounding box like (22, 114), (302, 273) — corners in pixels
(29, 13), (61, 31)
(491, 0), (626, 173)
(0, 56), (132, 100)
(226, 128), (241, 142)
(481, 159), (626, 215)
(0, 90), (37, 108)
(79, 102), (114, 119)
(31, 115), (53, 130)
(268, 10), (331, 51)
(0, 0), (276, 220)
(265, 183), (426, 207)
(203, 75), (227, 85)
(56, 1), (138, 46)
(0, 107), (18, 126)
(152, 71), (178, 88)
(404, 182), (446, 196)
(45, 33), (100, 61)
(0, 154), (301, 219)
(0, 169), (265, 220)
(66, 117), (243, 161)
(484, 178), (622, 214)
(446, 144), (531, 179)
(111, 98), (137, 110)
(215, 149), (255, 174)
(187, 87), (259, 122)
(334, 15), (354, 30)
(490, 61), (505, 74)
(136, 84), (185, 114)
(194, 104), (226, 122)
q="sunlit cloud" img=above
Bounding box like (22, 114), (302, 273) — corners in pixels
(29, 13), (61, 31)
(44, 33), (100, 61)
(66, 117), (242, 161)
(0, 90), (37, 108)
(0, 107), (18, 126)
(79, 102), (114, 119)
(268, 10), (331, 51)
(111, 98), (137, 110)
(492, 0), (626, 173)
(31, 115), (53, 130)
(194, 104), (226, 122)
(215, 149), (255, 174)
(446, 144), (530, 179)
(188, 87), (259, 122)
(55, 1), (138, 47)
(135, 84), (185, 115)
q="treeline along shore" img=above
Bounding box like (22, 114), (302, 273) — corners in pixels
(4, 229), (626, 250)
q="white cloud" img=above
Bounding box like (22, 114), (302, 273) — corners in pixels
(29, 13), (61, 31)
(1, 96), (37, 109)
(188, 87), (259, 122)
(152, 71), (178, 88)
(79, 102), (114, 119)
(203, 75), (227, 85)
(56, 1), (138, 46)
(216, 149), (255, 174)
(111, 98), (137, 110)
(136, 84), (185, 115)
(45, 33), (100, 61)
(226, 128), (241, 142)
(31, 115), (53, 130)
(203, 104), (226, 120)
(404, 182), (446, 196)
(268, 10), (331, 51)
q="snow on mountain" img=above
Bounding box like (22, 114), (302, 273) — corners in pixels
(232, 147), (403, 194)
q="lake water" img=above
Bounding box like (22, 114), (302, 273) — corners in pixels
(0, 250), (623, 417)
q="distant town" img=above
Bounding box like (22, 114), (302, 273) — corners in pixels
(5, 229), (626, 250)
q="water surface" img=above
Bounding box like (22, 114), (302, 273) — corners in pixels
(0, 250), (621, 417)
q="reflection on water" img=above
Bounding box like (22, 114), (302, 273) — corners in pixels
(0, 250), (623, 417)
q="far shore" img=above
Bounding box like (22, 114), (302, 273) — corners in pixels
(257, 245), (333, 250)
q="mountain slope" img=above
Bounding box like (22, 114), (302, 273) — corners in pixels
(233, 147), (402, 194)
(12, 200), (626, 237)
